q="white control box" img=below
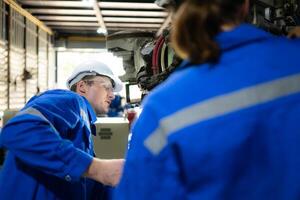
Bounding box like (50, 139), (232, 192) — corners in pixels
(93, 117), (129, 159)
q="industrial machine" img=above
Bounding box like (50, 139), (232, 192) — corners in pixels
(106, 29), (181, 101)
(250, 0), (300, 35)
(107, 0), (300, 103)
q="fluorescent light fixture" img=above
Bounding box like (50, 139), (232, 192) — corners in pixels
(82, 0), (94, 6)
(97, 27), (108, 35)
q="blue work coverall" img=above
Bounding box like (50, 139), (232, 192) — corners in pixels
(114, 24), (300, 199)
(0, 90), (108, 199)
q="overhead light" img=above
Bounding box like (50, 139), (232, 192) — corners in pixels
(97, 27), (108, 35)
(82, 0), (95, 6)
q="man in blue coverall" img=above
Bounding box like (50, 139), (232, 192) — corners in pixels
(114, 0), (300, 199)
(0, 60), (124, 199)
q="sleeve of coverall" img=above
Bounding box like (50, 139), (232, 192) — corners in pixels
(0, 105), (93, 182)
(114, 102), (186, 200)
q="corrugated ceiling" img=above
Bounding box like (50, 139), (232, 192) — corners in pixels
(16, 0), (170, 37)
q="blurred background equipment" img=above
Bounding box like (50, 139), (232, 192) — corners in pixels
(249, 0), (300, 35)
(106, 29), (181, 101)
(106, 31), (154, 83)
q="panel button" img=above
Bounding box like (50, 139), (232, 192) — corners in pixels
(65, 175), (72, 182)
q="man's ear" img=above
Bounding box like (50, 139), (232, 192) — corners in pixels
(76, 80), (87, 95)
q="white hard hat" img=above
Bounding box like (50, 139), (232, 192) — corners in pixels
(66, 60), (123, 92)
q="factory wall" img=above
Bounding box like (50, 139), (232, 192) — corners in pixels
(0, 0), (55, 113)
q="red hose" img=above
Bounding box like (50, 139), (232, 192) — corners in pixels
(156, 37), (165, 73)
(152, 35), (164, 75)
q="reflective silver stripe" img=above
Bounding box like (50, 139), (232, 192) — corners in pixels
(144, 73), (300, 155)
(17, 107), (59, 134)
(80, 108), (91, 131)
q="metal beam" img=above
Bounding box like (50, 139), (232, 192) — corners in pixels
(50, 26), (98, 30)
(19, 0), (91, 8)
(105, 23), (161, 28)
(4, 0), (53, 34)
(46, 22), (161, 28)
(104, 17), (164, 23)
(51, 26), (157, 31)
(37, 16), (97, 21)
(28, 9), (168, 17)
(156, 13), (172, 37)
(107, 27), (157, 31)
(99, 2), (163, 10)
(27, 9), (94, 15)
(92, 0), (106, 30)
(45, 22), (99, 26)
(38, 15), (164, 23)
(19, 1), (163, 10)
(52, 26), (157, 32)
(102, 10), (168, 17)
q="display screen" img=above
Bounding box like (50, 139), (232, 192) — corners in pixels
(126, 84), (142, 103)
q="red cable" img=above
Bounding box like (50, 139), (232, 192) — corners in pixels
(152, 35), (164, 75)
(156, 37), (165, 74)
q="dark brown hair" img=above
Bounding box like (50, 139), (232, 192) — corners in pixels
(171, 0), (247, 64)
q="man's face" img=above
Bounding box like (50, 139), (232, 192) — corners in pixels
(78, 76), (115, 114)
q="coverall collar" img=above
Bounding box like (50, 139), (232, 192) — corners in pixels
(178, 23), (271, 69)
(215, 23), (271, 52)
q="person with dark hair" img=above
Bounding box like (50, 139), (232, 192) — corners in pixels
(114, 0), (300, 199)
(0, 60), (124, 199)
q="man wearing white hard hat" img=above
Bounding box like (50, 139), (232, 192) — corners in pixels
(0, 60), (124, 200)
(67, 60), (123, 114)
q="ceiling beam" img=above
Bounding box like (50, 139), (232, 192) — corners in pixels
(51, 26), (98, 30)
(92, 0), (106, 31)
(107, 27), (157, 32)
(19, 1), (163, 10)
(27, 9), (94, 15)
(19, 0), (91, 8)
(105, 23), (161, 28)
(46, 22), (161, 28)
(28, 9), (168, 17)
(102, 10), (168, 17)
(37, 16), (97, 21)
(4, 0), (53, 34)
(156, 13), (172, 37)
(104, 17), (164, 23)
(38, 16), (164, 23)
(51, 26), (158, 31)
(99, 2), (163, 10)
(45, 22), (99, 26)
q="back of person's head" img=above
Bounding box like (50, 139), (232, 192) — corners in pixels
(171, 0), (248, 64)
(66, 60), (123, 92)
